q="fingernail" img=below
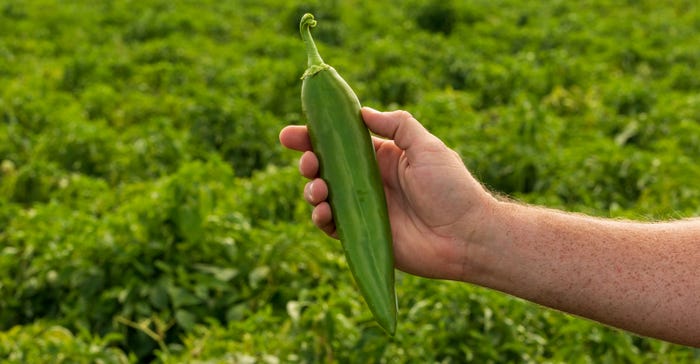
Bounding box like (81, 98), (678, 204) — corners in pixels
(305, 181), (314, 201)
(363, 106), (379, 113)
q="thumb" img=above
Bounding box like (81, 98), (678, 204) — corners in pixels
(361, 107), (439, 157)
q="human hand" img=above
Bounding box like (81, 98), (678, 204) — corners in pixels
(279, 107), (497, 280)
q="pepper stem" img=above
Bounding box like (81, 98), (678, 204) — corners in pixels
(300, 13), (330, 79)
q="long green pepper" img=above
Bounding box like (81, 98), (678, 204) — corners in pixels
(299, 13), (397, 334)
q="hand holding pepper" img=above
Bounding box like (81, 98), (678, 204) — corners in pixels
(280, 107), (496, 281)
(280, 107), (700, 347)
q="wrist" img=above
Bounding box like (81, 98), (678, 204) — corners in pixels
(451, 194), (510, 284)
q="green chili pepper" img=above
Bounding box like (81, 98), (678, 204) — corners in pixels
(299, 13), (397, 335)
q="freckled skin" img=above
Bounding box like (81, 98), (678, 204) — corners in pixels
(476, 203), (700, 347)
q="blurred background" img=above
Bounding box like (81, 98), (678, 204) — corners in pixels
(1, 0), (700, 362)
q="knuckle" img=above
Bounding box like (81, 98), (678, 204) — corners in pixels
(395, 110), (414, 122)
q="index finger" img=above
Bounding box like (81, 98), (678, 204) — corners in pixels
(282, 124), (394, 154)
(279, 125), (313, 152)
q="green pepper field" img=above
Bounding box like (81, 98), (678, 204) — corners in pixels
(1, 0), (700, 362)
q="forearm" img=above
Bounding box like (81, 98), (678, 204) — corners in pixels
(464, 201), (700, 347)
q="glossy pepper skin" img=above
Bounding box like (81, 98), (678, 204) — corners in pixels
(299, 13), (397, 334)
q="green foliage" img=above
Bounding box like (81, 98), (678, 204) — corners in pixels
(1, 0), (700, 362)
(414, 0), (459, 35)
(0, 322), (133, 363)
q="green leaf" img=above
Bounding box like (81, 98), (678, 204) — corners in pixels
(167, 286), (201, 308)
(149, 285), (169, 310)
(175, 309), (197, 331)
(248, 266), (270, 290)
(193, 263), (238, 282)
